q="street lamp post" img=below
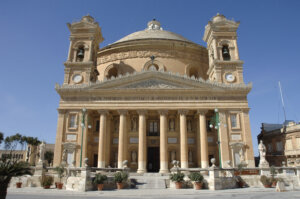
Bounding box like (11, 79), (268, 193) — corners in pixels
(79, 108), (92, 167)
(210, 108), (222, 168)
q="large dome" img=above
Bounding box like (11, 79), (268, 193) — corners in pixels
(112, 19), (193, 44)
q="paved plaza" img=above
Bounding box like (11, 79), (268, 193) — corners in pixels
(7, 187), (300, 199)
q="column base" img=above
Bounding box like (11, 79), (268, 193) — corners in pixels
(181, 161), (189, 169)
(201, 161), (209, 168)
(137, 169), (147, 174)
(98, 161), (105, 168)
(159, 169), (169, 173)
(117, 161), (123, 169)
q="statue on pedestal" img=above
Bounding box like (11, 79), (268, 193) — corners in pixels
(258, 140), (269, 168)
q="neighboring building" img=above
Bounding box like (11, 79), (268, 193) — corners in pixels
(0, 150), (26, 162)
(258, 121), (300, 167)
(0, 143), (55, 165)
(53, 14), (255, 172)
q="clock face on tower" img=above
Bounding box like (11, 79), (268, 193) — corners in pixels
(72, 74), (83, 84)
(225, 73), (235, 83)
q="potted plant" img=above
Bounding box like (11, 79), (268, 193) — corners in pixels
(54, 165), (65, 189)
(114, 171), (128, 189)
(41, 175), (54, 189)
(170, 172), (185, 189)
(260, 175), (272, 188)
(93, 173), (108, 191)
(188, 172), (204, 190)
(16, 177), (22, 188)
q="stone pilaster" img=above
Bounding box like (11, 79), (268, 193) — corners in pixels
(178, 109), (189, 169)
(137, 110), (147, 173)
(241, 109), (255, 167)
(118, 110), (128, 168)
(159, 110), (168, 173)
(97, 110), (107, 168)
(53, 109), (66, 166)
(198, 110), (209, 168)
(218, 110), (230, 167)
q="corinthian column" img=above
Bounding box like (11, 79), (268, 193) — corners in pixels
(118, 110), (127, 168)
(159, 110), (168, 173)
(178, 110), (189, 169)
(137, 110), (147, 173)
(97, 110), (107, 168)
(198, 110), (209, 168)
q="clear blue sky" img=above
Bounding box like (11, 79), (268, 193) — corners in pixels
(1, 0), (300, 156)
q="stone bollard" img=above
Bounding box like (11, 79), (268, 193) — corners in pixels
(207, 158), (222, 190)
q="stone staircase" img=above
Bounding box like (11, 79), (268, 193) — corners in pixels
(130, 173), (168, 189)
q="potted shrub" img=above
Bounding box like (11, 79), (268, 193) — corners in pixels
(16, 177), (22, 188)
(170, 172), (185, 189)
(260, 175), (272, 188)
(54, 165), (65, 189)
(41, 175), (54, 189)
(93, 173), (108, 191)
(188, 172), (204, 190)
(114, 171), (128, 189)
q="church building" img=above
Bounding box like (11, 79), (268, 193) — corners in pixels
(53, 14), (255, 172)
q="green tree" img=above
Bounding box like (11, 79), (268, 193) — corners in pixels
(44, 151), (54, 165)
(0, 133), (40, 199)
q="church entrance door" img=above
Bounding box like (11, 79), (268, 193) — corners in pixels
(147, 147), (159, 172)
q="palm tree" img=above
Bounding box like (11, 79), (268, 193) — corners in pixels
(0, 133), (39, 199)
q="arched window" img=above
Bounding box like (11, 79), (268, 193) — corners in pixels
(188, 67), (199, 78)
(76, 46), (85, 62)
(107, 67), (118, 79)
(222, 45), (230, 61)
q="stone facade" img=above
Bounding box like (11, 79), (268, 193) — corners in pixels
(258, 121), (300, 167)
(53, 14), (255, 171)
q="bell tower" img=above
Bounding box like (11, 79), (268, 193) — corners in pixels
(203, 14), (244, 84)
(64, 15), (104, 85)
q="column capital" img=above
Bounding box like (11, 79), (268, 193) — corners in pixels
(158, 110), (168, 115)
(118, 110), (128, 115)
(97, 110), (108, 115)
(178, 109), (189, 115)
(197, 110), (208, 115)
(137, 110), (147, 115)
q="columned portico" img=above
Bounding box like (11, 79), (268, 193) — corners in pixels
(118, 110), (127, 168)
(198, 110), (209, 168)
(179, 110), (189, 169)
(137, 110), (147, 173)
(97, 110), (107, 168)
(159, 110), (168, 173)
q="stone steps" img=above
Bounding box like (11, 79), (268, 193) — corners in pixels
(129, 173), (168, 189)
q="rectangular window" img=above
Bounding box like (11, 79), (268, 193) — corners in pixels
(230, 114), (237, 128)
(69, 114), (77, 128)
(148, 120), (159, 136)
(267, 143), (273, 152)
(276, 141), (283, 151)
(95, 120), (100, 132)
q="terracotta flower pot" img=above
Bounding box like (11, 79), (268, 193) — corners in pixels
(16, 182), (22, 188)
(116, 182), (123, 189)
(194, 182), (203, 190)
(263, 184), (272, 188)
(57, 182), (63, 189)
(175, 182), (182, 189)
(43, 185), (51, 189)
(97, 184), (104, 191)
